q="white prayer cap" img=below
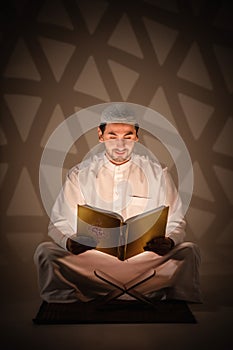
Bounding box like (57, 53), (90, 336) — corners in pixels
(100, 103), (139, 126)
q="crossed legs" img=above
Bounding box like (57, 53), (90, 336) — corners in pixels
(34, 241), (202, 303)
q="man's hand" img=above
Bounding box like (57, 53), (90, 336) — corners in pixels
(144, 237), (174, 256)
(66, 236), (97, 255)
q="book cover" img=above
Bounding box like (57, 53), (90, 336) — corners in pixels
(76, 204), (169, 261)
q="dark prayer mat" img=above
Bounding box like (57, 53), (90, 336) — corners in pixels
(33, 299), (197, 324)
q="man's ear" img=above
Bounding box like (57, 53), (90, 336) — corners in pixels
(98, 127), (104, 142)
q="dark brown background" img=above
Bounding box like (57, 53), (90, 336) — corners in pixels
(0, 0), (232, 348)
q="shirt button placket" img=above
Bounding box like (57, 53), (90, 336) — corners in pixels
(113, 167), (123, 212)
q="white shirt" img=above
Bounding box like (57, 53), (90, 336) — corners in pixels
(48, 152), (186, 250)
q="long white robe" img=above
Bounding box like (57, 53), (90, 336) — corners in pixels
(34, 152), (202, 303)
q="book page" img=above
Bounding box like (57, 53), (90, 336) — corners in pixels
(77, 204), (124, 249)
(124, 206), (169, 259)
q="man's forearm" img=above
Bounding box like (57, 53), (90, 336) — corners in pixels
(48, 221), (73, 250)
(166, 218), (186, 246)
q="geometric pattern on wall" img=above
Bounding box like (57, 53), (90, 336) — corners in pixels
(0, 0), (233, 286)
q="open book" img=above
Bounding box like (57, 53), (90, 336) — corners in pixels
(75, 204), (169, 261)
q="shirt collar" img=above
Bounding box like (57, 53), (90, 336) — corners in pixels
(103, 153), (134, 171)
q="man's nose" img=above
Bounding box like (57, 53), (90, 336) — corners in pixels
(115, 139), (126, 147)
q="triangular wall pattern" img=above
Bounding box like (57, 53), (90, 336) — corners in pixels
(143, 18), (178, 65)
(186, 207), (215, 239)
(108, 60), (139, 100)
(177, 42), (213, 90)
(213, 117), (233, 157)
(7, 167), (44, 216)
(39, 37), (76, 81)
(74, 56), (110, 101)
(77, 0), (109, 34)
(178, 93), (214, 139)
(4, 38), (41, 80)
(192, 161), (215, 201)
(108, 14), (143, 58)
(4, 94), (42, 142)
(149, 87), (177, 128)
(40, 104), (77, 154)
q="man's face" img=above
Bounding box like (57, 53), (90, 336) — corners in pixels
(98, 123), (138, 165)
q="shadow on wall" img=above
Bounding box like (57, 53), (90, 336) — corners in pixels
(0, 0), (232, 309)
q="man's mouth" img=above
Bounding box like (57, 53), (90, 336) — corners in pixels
(114, 149), (127, 155)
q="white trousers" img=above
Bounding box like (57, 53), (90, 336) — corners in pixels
(33, 241), (202, 303)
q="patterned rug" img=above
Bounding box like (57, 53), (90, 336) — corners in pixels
(33, 299), (196, 324)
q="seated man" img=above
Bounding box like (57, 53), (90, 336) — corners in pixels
(34, 103), (202, 304)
